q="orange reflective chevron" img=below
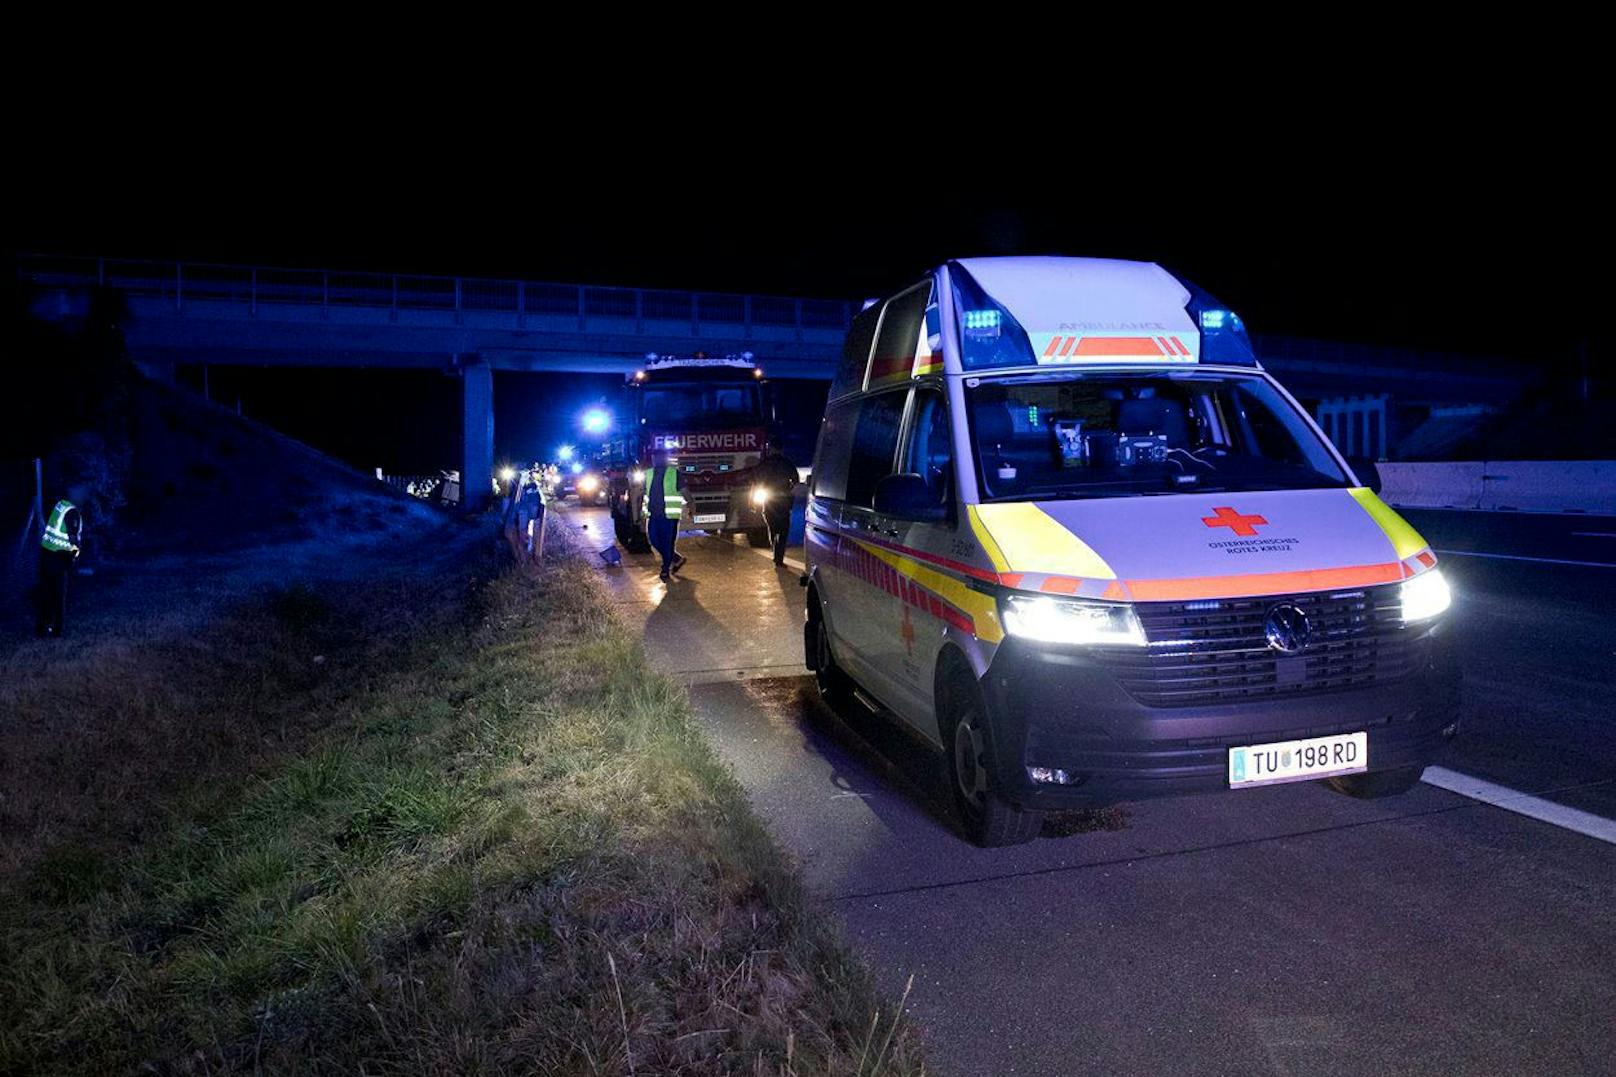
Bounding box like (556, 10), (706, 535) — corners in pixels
(1120, 561), (1407, 602)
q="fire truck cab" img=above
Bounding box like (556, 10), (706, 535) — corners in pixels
(608, 353), (777, 552)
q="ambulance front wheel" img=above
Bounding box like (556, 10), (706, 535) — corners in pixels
(1326, 765), (1425, 799)
(745, 527), (772, 549)
(940, 661), (1044, 847)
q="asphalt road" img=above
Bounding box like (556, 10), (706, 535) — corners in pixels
(560, 503), (1616, 1077)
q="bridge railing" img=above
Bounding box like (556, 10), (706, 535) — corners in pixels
(17, 254), (1532, 389)
(16, 254), (856, 335)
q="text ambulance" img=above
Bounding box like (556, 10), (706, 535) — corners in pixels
(804, 257), (1459, 846)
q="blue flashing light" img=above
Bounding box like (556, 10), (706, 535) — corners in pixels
(949, 262), (1038, 371)
(1178, 275), (1257, 366)
(963, 309), (1002, 338)
(570, 461), (583, 474)
(558, 444), (575, 461)
(581, 407), (611, 434)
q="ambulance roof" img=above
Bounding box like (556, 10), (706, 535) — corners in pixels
(952, 256), (1195, 336)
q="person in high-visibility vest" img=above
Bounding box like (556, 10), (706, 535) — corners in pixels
(641, 448), (687, 582)
(36, 481), (89, 639)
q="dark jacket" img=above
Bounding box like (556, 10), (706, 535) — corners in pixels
(753, 453), (797, 496)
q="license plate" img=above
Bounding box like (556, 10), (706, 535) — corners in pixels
(1228, 731), (1367, 788)
(693, 513), (726, 525)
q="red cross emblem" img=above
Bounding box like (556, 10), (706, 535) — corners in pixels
(1201, 506), (1269, 537)
(900, 604), (916, 656)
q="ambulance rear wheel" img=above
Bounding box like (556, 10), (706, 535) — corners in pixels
(1326, 765), (1425, 799)
(745, 527), (772, 548)
(942, 665), (1044, 847)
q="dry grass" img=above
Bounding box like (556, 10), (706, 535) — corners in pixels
(0, 527), (925, 1075)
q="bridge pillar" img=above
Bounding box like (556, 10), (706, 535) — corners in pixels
(461, 356), (494, 512)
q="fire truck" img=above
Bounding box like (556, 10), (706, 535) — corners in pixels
(606, 353), (777, 553)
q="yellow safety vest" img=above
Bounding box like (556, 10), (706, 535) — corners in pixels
(41, 499), (78, 553)
(641, 466), (685, 521)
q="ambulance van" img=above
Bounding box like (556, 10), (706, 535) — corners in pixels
(803, 257), (1460, 846)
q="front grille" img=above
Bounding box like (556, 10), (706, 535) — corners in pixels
(1097, 586), (1425, 707)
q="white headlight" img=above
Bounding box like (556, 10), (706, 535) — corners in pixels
(1000, 594), (1146, 646)
(750, 486), (769, 507)
(1399, 568), (1451, 621)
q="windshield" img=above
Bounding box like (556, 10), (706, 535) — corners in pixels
(640, 383), (762, 427)
(967, 371), (1348, 501)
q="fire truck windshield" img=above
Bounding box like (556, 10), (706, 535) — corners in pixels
(641, 384), (762, 426)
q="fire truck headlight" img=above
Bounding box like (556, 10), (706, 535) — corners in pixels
(577, 474), (600, 495)
(750, 486), (769, 507)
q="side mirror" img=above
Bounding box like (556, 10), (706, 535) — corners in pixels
(1347, 455), (1383, 495)
(874, 473), (947, 521)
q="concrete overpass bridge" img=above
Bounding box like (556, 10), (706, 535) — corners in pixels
(18, 254), (1535, 506)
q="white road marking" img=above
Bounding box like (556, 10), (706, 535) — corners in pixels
(1421, 766), (1616, 845)
(1434, 549), (1616, 569)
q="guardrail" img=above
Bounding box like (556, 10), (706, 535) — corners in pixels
(1379, 461), (1616, 515)
(15, 253), (856, 335)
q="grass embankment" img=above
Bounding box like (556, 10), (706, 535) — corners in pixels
(1, 532), (923, 1075)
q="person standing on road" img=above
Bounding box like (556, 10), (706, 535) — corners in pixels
(36, 480), (89, 639)
(517, 467), (546, 564)
(643, 448), (686, 582)
(753, 445), (799, 566)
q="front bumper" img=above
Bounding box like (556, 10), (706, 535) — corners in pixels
(683, 485), (766, 530)
(978, 621), (1461, 808)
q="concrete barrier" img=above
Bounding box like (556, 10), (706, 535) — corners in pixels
(1379, 461), (1616, 515)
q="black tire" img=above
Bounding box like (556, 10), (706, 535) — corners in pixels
(612, 512), (651, 554)
(745, 527), (772, 548)
(810, 606), (853, 707)
(939, 664), (1044, 847)
(1326, 765), (1425, 799)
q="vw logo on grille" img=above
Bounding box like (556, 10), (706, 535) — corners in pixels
(1264, 604), (1312, 654)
